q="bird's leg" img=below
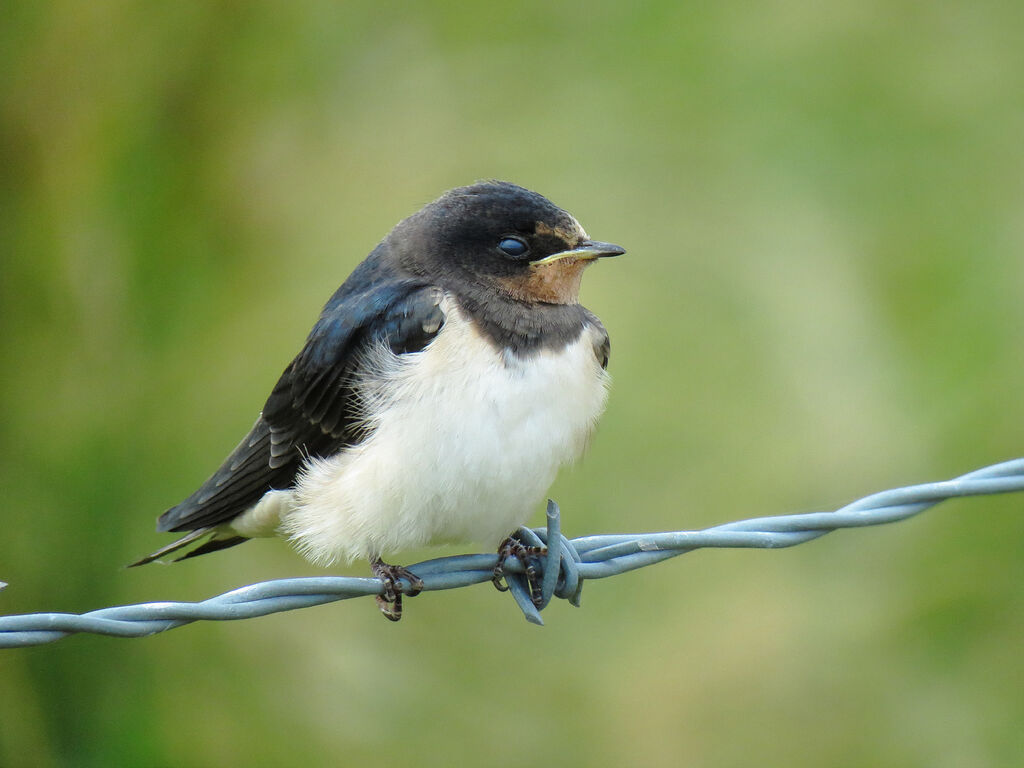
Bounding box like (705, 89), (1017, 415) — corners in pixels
(371, 557), (424, 622)
(492, 536), (547, 607)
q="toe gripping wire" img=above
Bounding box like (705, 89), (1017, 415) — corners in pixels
(499, 501), (584, 625)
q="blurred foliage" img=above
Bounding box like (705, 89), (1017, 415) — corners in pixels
(2, 1), (1023, 766)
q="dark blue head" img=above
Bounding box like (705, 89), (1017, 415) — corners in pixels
(388, 181), (624, 304)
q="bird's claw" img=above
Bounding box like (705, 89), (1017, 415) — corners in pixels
(492, 537), (548, 607)
(372, 558), (424, 622)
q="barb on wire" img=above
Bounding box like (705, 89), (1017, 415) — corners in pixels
(2, 457), (1022, 648)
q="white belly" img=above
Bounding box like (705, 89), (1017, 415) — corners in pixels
(271, 298), (609, 566)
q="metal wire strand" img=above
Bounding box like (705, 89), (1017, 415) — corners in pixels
(2, 457), (1022, 647)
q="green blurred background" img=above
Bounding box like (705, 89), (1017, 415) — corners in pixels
(2, 2), (1023, 766)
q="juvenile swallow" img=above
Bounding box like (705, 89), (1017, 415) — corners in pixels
(132, 181), (624, 619)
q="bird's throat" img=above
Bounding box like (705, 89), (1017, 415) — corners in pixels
(498, 259), (590, 305)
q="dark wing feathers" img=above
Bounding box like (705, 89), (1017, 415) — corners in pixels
(262, 279), (444, 466)
(157, 272), (445, 535)
(157, 417), (295, 532)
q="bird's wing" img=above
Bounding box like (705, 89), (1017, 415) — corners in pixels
(262, 279), (444, 468)
(156, 277), (445, 534)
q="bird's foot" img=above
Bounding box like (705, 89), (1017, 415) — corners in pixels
(371, 557), (424, 622)
(492, 537), (548, 607)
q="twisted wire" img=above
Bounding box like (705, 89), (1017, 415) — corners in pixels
(2, 457), (1021, 648)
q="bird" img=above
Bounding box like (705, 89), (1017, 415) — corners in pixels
(131, 181), (624, 620)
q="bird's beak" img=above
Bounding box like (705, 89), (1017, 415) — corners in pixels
(530, 240), (626, 265)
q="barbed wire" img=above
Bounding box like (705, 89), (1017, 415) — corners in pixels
(2, 457), (1022, 648)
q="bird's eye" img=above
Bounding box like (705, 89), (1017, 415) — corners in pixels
(497, 237), (529, 257)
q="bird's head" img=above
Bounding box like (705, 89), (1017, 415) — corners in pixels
(389, 181), (624, 305)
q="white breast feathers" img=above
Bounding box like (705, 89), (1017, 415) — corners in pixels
(269, 296), (609, 567)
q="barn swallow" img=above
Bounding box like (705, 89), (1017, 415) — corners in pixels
(132, 181), (624, 620)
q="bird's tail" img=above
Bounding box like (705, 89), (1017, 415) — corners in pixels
(127, 528), (247, 567)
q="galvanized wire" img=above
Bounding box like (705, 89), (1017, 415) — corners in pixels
(2, 457), (1022, 648)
